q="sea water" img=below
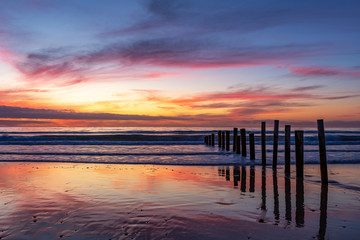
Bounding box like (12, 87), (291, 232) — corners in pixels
(0, 127), (359, 165)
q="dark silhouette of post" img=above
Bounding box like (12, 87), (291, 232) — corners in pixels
(272, 120), (279, 170)
(295, 130), (304, 227)
(233, 128), (238, 152)
(218, 131), (222, 147)
(273, 170), (280, 224)
(240, 128), (246, 157)
(222, 131), (225, 150)
(241, 166), (246, 192)
(211, 133), (215, 146)
(249, 133), (255, 160)
(233, 166), (240, 187)
(318, 184), (328, 240)
(285, 125), (291, 176)
(204, 136), (208, 145)
(250, 165), (255, 192)
(226, 131), (230, 151)
(317, 119), (328, 184)
(236, 136), (241, 154)
(261, 122), (266, 166)
(285, 175), (292, 224)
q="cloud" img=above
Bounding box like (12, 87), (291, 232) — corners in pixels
(288, 66), (360, 78)
(0, 105), (191, 121)
(0, 119), (51, 127)
(141, 71), (181, 78)
(291, 85), (324, 92)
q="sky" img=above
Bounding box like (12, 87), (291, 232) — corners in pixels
(0, 0), (360, 127)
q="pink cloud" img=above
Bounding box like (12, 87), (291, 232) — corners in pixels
(141, 71), (181, 78)
(288, 66), (360, 78)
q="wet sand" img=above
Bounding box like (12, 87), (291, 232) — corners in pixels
(0, 162), (359, 239)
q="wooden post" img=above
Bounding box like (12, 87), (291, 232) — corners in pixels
(211, 133), (215, 146)
(221, 131), (225, 150)
(240, 128), (246, 157)
(261, 122), (266, 166)
(285, 125), (291, 176)
(233, 128), (238, 152)
(317, 119), (328, 184)
(204, 136), (208, 145)
(295, 130), (304, 180)
(236, 136), (241, 154)
(249, 133), (255, 160)
(272, 120), (279, 170)
(218, 131), (222, 147)
(226, 131), (230, 151)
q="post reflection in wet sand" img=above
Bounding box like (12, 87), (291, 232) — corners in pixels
(226, 167), (230, 181)
(233, 166), (240, 187)
(259, 165), (267, 223)
(249, 165), (255, 192)
(273, 170), (280, 224)
(318, 184), (328, 240)
(241, 166), (246, 192)
(296, 175), (305, 227)
(285, 173), (292, 224)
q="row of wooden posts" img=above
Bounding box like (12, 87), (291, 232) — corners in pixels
(204, 119), (328, 184)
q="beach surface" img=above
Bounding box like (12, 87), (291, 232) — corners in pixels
(0, 162), (359, 240)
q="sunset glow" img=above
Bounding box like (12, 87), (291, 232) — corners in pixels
(1, 0), (359, 127)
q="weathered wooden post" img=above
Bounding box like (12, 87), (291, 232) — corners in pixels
(272, 120), (279, 170)
(233, 128), (238, 152)
(226, 131), (230, 151)
(211, 133), (215, 146)
(240, 128), (246, 157)
(249, 133), (255, 160)
(285, 125), (291, 176)
(221, 131), (225, 150)
(218, 130), (222, 148)
(295, 130), (304, 227)
(317, 119), (328, 184)
(236, 136), (241, 154)
(261, 122), (266, 166)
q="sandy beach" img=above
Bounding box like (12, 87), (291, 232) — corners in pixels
(0, 162), (359, 239)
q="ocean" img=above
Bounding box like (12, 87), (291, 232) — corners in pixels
(0, 127), (359, 165)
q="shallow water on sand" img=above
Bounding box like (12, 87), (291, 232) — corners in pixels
(0, 163), (359, 239)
